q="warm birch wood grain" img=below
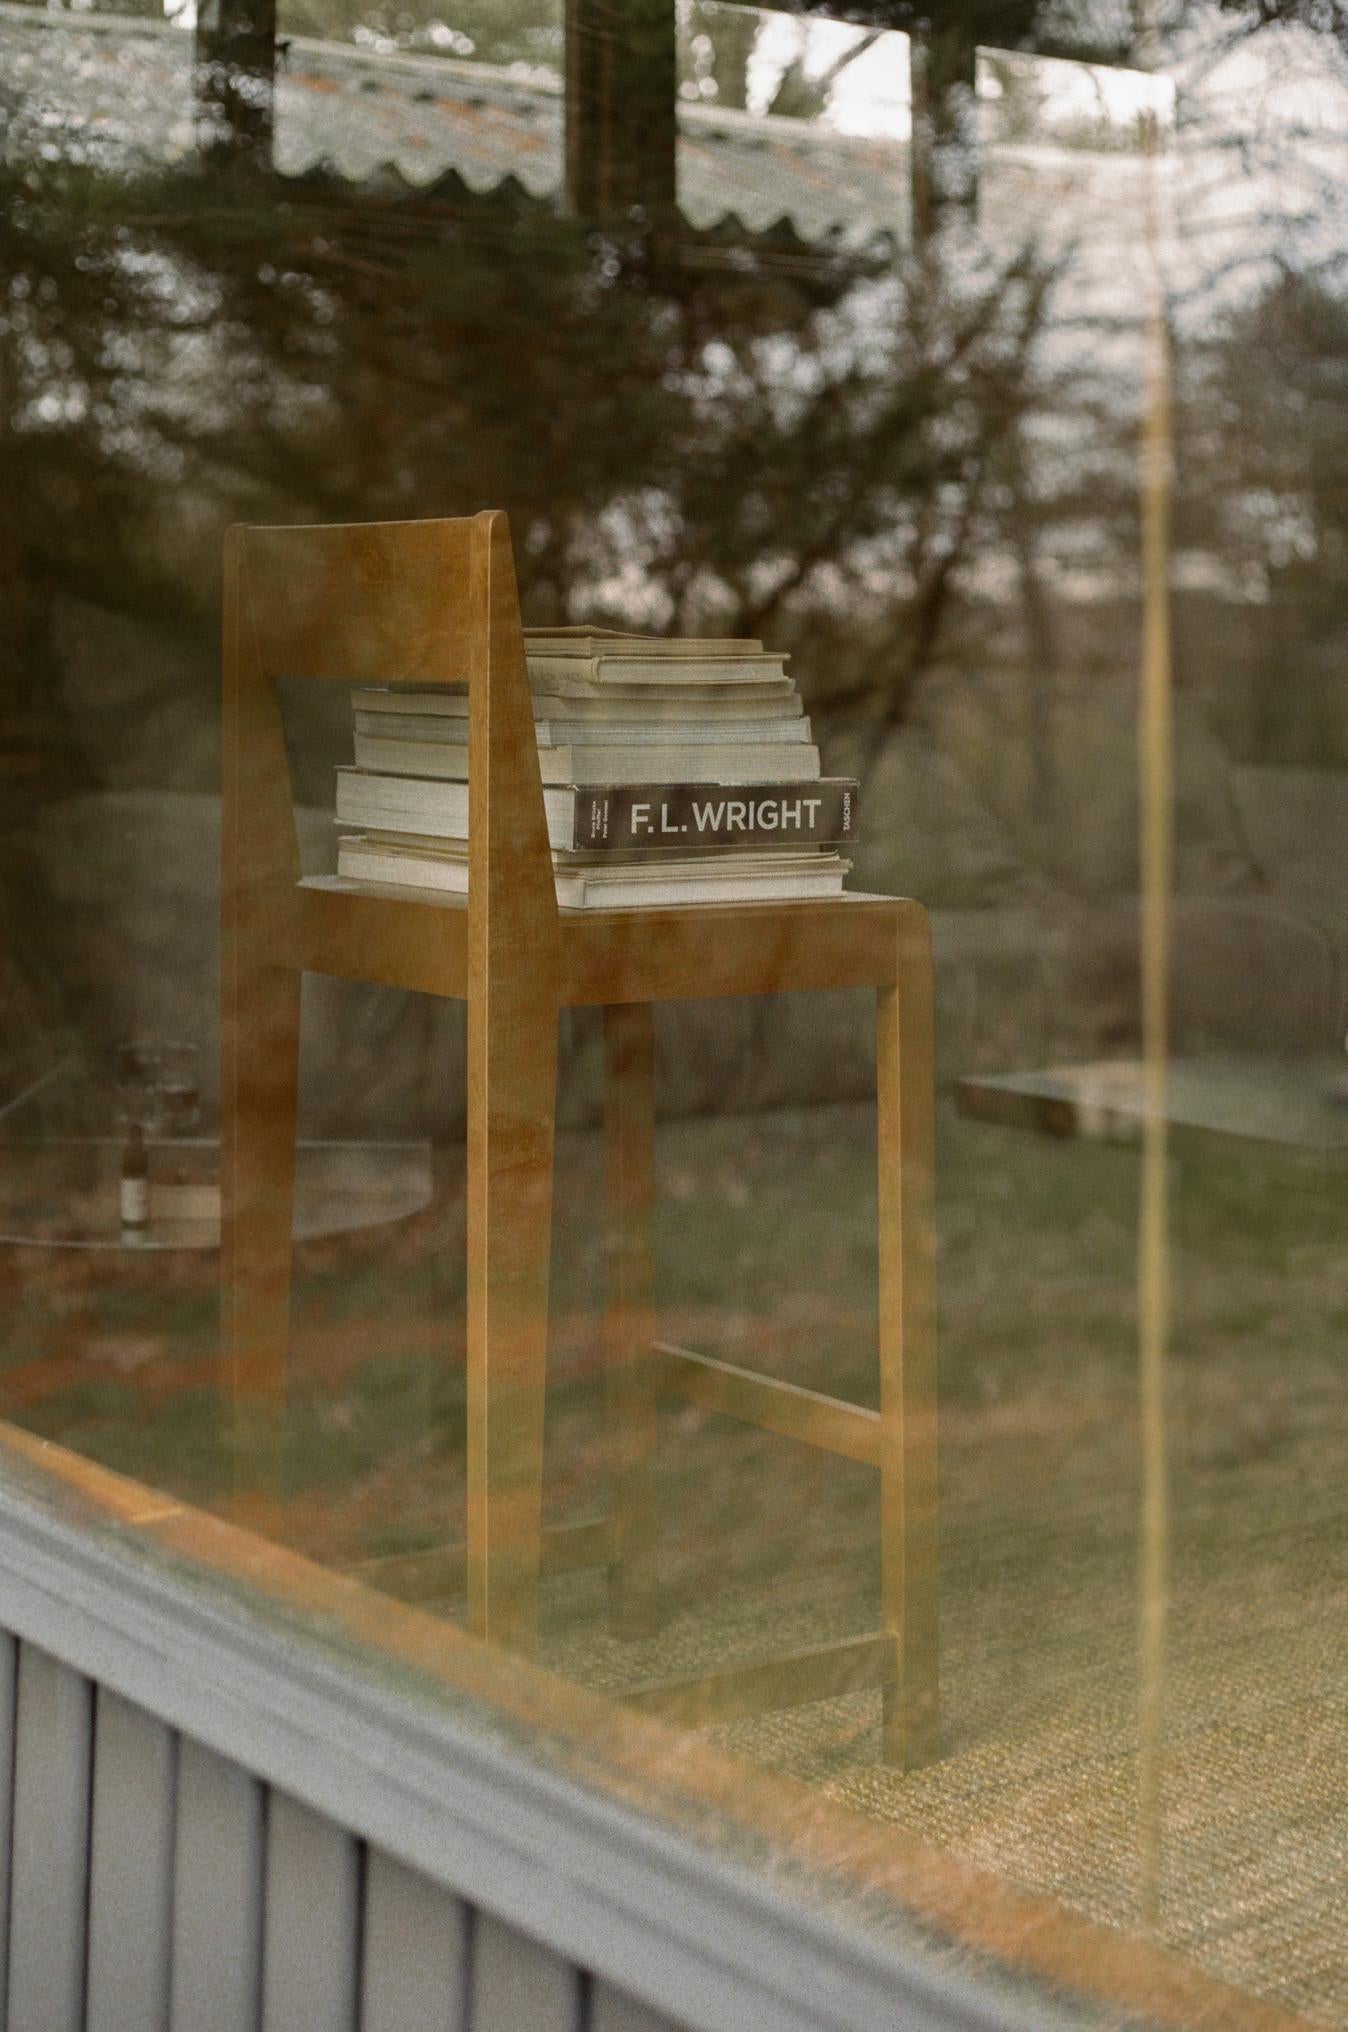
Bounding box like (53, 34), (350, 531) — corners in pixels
(464, 518), (561, 1653)
(624, 1635), (897, 1730)
(604, 1001), (659, 1637)
(349, 1516), (606, 1602)
(878, 909), (940, 1768)
(655, 1345), (882, 1467)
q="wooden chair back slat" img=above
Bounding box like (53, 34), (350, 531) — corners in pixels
(222, 511), (559, 947)
(234, 519), (474, 686)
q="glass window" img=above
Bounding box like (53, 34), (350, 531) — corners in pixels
(677, 1), (912, 245)
(2, 0), (1346, 2023)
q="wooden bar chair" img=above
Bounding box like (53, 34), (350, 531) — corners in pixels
(221, 511), (939, 1767)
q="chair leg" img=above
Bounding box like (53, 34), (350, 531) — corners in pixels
(603, 1002), (660, 1640)
(466, 1002), (558, 1658)
(877, 911), (940, 1768)
(220, 959), (301, 1518)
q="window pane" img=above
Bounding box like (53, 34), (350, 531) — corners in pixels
(2, 0), (1346, 2025)
(677, 1), (912, 245)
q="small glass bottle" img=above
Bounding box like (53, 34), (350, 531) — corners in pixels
(119, 1120), (149, 1232)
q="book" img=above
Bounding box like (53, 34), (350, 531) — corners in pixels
(531, 673), (798, 703)
(353, 685), (803, 720)
(525, 653), (789, 687)
(351, 732), (821, 783)
(335, 625), (853, 911)
(522, 626), (790, 685)
(336, 835), (849, 908)
(351, 829), (827, 865)
(351, 711), (813, 747)
(521, 629), (769, 657)
(335, 770), (859, 851)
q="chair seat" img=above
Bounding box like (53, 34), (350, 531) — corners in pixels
(282, 875), (919, 1005)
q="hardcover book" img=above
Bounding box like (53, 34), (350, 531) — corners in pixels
(335, 771), (859, 852)
(524, 653), (790, 686)
(521, 626), (790, 685)
(352, 711), (812, 747)
(336, 835), (849, 909)
(351, 733), (822, 784)
(567, 780), (858, 850)
(353, 686), (803, 719)
(335, 625), (850, 907)
(521, 629), (771, 658)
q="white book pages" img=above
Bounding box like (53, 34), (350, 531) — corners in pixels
(351, 713), (812, 747)
(351, 733), (821, 784)
(336, 837), (847, 908)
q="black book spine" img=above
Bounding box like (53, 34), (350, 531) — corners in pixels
(569, 780), (859, 852)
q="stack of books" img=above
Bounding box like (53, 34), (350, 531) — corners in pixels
(334, 628), (860, 908)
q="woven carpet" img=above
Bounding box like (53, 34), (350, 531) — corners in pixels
(540, 1391), (1348, 2027)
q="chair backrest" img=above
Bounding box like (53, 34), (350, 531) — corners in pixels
(222, 511), (559, 961)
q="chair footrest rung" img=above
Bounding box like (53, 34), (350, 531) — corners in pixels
(623, 1631), (896, 1729)
(654, 1342), (881, 1467)
(347, 1516), (608, 1602)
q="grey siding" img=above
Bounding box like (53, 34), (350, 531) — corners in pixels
(7, 1646), (92, 2032)
(260, 1792), (360, 2032)
(590, 1984), (685, 2032)
(469, 1913), (583, 2031)
(0, 1479), (1034, 2032)
(0, 1640), (599, 2032)
(169, 1737), (265, 2032)
(0, 1639), (659, 2032)
(86, 1690), (175, 2032)
(360, 1851), (467, 2032)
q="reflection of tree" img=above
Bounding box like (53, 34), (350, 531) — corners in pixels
(0, 153), (1069, 1074)
(683, 0), (761, 108)
(1178, 267), (1348, 764)
(761, 28), (884, 122)
(0, 163), (178, 801)
(980, 52), (1049, 145)
(680, 5), (883, 121)
(0, 159), (1056, 776)
(654, 248), (1058, 744)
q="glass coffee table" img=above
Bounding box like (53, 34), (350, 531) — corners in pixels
(0, 1136), (433, 1253)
